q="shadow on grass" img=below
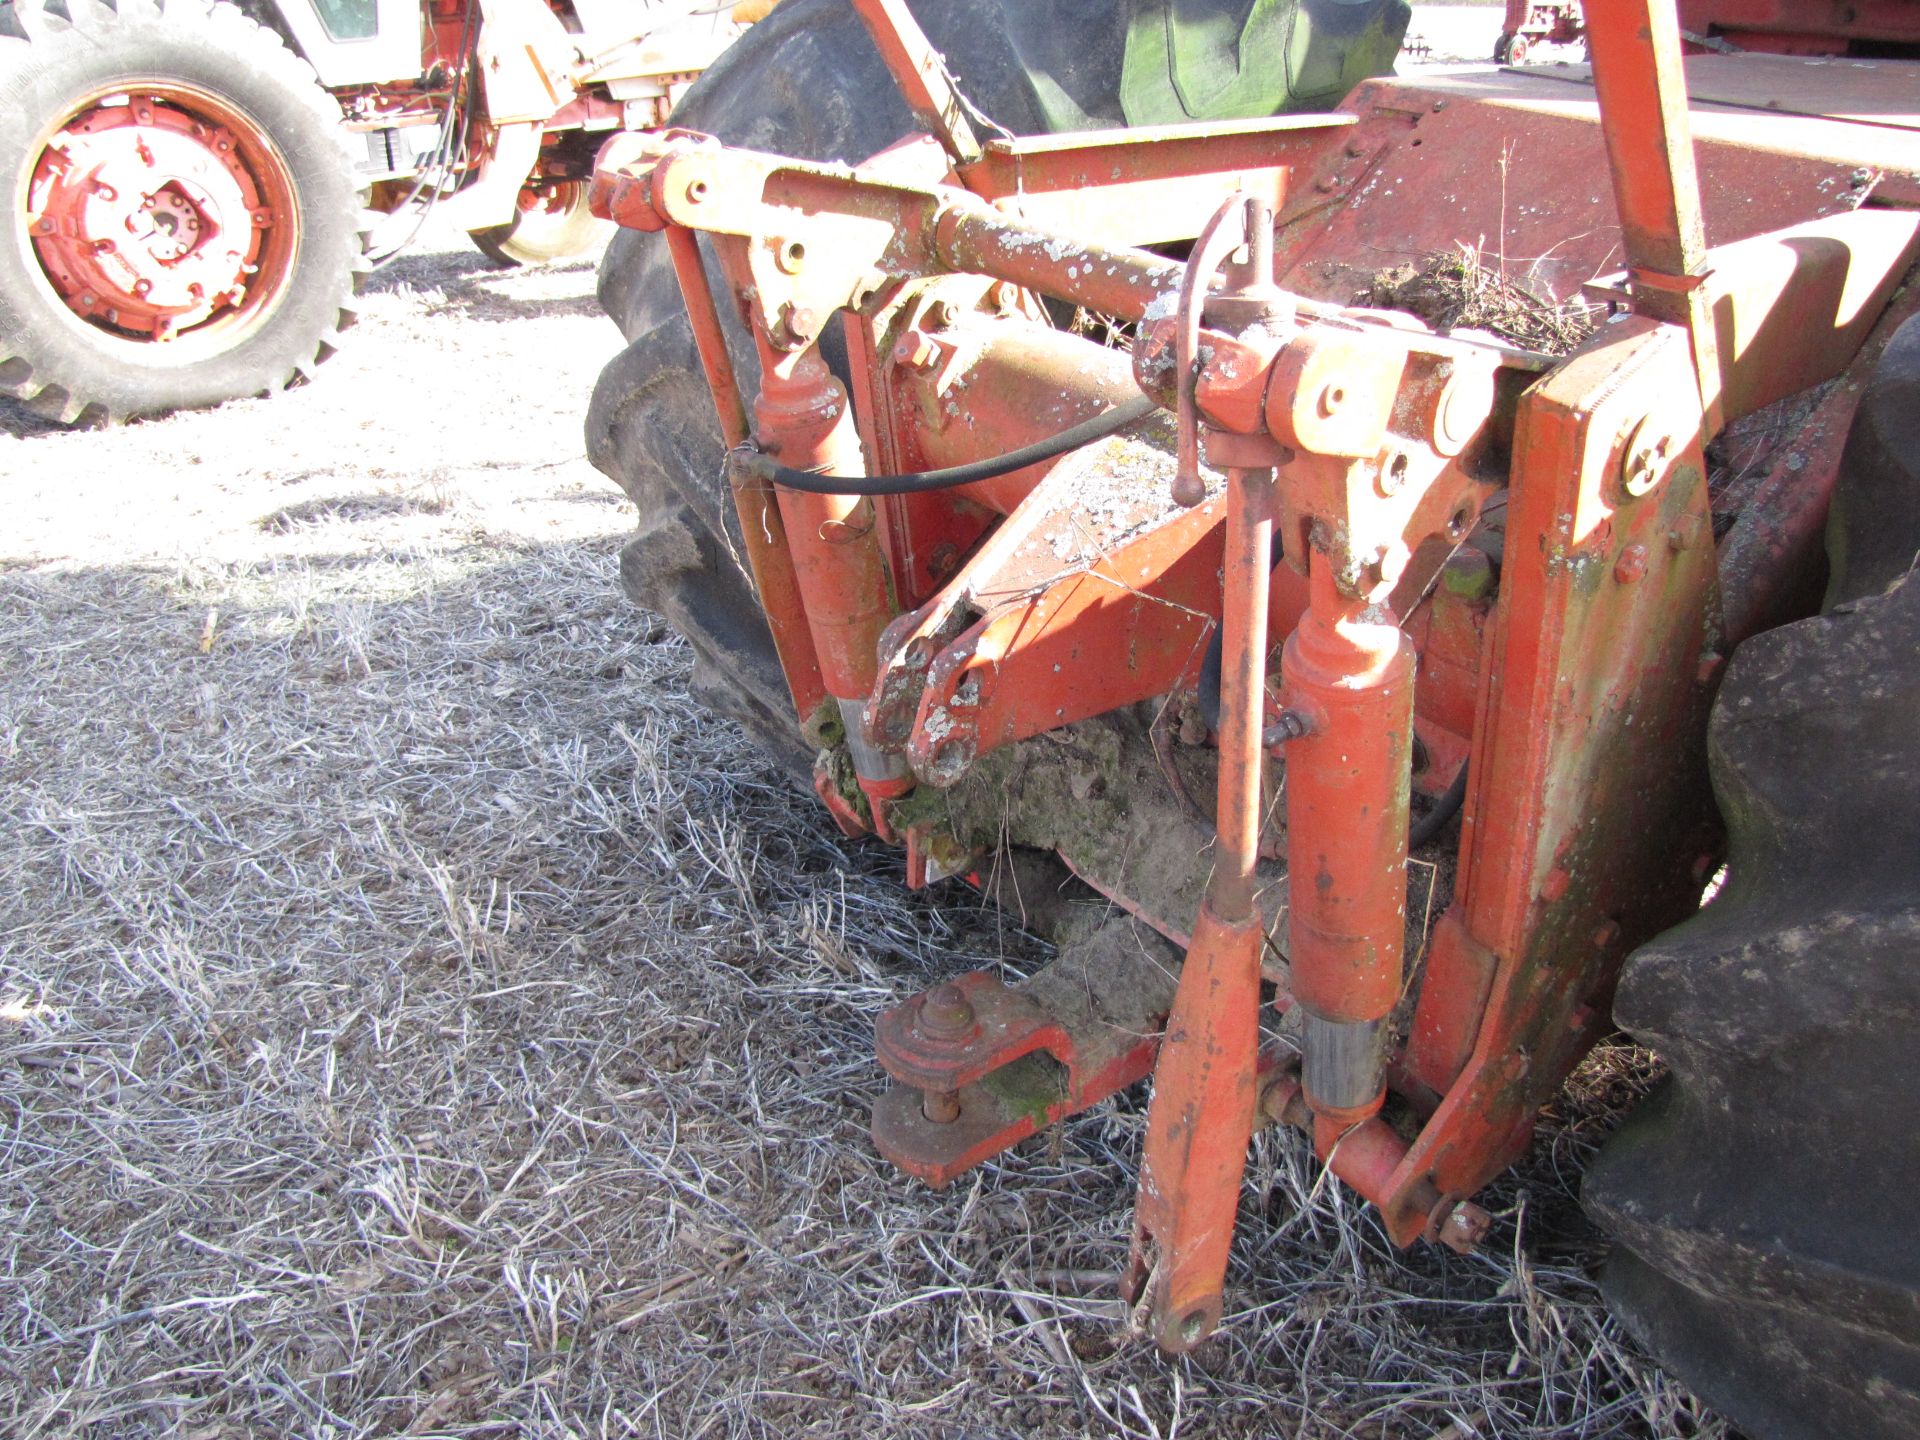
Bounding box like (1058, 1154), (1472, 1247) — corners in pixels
(0, 393), (79, 441)
(363, 245), (610, 325)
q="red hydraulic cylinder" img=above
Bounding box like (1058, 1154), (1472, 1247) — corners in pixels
(749, 338), (909, 820)
(750, 343), (894, 702)
(1281, 554), (1416, 1129)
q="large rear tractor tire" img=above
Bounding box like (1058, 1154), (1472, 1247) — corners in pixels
(1584, 314), (1920, 1439)
(0, 0), (367, 423)
(471, 179), (610, 268)
(588, 0), (1055, 772)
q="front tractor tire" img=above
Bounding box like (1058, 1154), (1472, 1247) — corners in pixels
(471, 179), (610, 268)
(0, 0), (367, 423)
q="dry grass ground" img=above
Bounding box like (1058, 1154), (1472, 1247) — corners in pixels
(0, 231), (1728, 1439)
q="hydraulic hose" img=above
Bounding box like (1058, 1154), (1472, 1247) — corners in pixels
(1407, 759), (1469, 849)
(735, 392), (1160, 497)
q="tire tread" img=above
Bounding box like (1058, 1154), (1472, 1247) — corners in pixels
(0, 0), (367, 422)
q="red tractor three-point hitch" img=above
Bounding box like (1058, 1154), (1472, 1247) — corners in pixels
(585, 2), (1920, 1434)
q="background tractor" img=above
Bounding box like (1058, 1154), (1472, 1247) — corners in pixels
(584, 0), (1920, 1435)
(1493, 0), (1582, 65)
(0, 0), (748, 424)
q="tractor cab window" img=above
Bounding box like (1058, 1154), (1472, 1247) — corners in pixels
(312, 0), (378, 40)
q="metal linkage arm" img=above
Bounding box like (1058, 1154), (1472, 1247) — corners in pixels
(1584, 0), (1722, 425)
(591, 130), (1194, 339)
(847, 0), (984, 166)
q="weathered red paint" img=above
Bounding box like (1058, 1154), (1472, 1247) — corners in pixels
(31, 85), (296, 340)
(1282, 558), (1416, 1041)
(591, 0), (1920, 1357)
(1679, 0), (1920, 47)
(729, 262), (899, 708)
(663, 225), (749, 448)
(1123, 463), (1277, 1350)
(846, 0), (983, 166)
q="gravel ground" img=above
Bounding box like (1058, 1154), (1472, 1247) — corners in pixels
(3, 164), (1718, 1440)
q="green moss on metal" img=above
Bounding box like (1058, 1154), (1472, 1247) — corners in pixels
(981, 1052), (1069, 1128)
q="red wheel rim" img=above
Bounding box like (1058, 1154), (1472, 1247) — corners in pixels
(23, 81), (301, 350)
(514, 178), (586, 219)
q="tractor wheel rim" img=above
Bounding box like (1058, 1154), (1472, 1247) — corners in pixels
(24, 82), (301, 347)
(515, 179), (586, 220)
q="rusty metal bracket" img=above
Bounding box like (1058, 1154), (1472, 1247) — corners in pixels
(872, 918), (1180, 1187)
(865, 424), (1230, 787)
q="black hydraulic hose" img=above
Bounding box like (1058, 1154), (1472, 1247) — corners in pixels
(736, 392), (1160, 497)
(369, 0), (479, 269)
(1408, 760), (1470, 850)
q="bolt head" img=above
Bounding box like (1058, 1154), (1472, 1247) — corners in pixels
(895, 332), (940, 370)
(1667, 513), (1705, 552)
(1439, 1201), (1491, 1253)
(916, 983), (976, 1042)
(774, 303), (818, 349)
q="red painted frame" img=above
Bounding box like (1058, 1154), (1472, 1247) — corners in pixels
(590, 0), (1920, 1351)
